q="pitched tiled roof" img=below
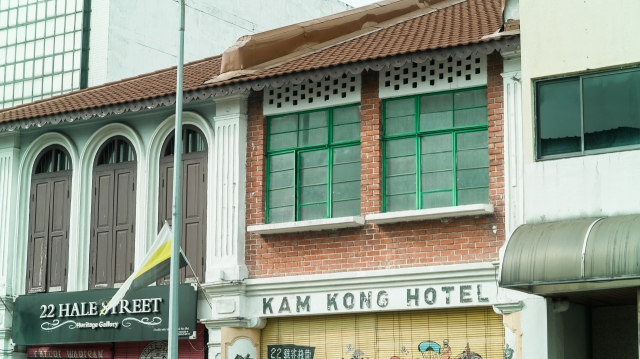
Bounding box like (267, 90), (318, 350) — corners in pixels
(0, 0), (503, 125)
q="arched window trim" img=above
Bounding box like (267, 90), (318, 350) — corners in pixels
(161, 125), (208, 158)
(89, 135), (139, 290)
(32, 145), (72, 177)
(158, 124), (208, 284)
(27, 144), (73, 293)
(94, 136), (137, 167)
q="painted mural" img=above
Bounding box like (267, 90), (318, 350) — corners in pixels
(261, 308), (504, 359)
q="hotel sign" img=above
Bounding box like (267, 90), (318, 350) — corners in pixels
(13, 284), (197, 345)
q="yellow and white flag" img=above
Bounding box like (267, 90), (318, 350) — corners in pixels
(100, 222), (188, 315)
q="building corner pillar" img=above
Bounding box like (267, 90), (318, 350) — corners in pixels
(209, 93), (250, 282)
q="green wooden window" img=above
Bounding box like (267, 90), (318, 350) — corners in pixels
(383, 88), (489, 212)
(266, 105), (361, 223)
(536, 67), (640, 158)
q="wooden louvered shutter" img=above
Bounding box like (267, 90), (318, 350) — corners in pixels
(90, 169), (114, 288)
(182, 155), (206, 283)
(27, 178), (51, 293)
(113, 167), (136, 285)
(47, 175), (70, 292)
(158, 160), (174, 230)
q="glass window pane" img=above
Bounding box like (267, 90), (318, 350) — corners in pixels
(457, 168), (489, 189)
(583, 70), (640, 151)
(454, 107), (487, 127)
(300, 167), (327, 186)
(537, 79), (581, 156)
(333, 123), (359, 142)
(269, 132), (297, 151)
(454, 89), (487, 109)
(299, 203), (326, 221)
(332, 199), (360, 217)
(333, 162), (359, 183)
(299, 110), (327, 129)
(458, 188), (488, 205)
(457, 130), (488, 150)
(422, 191), (452, 209)
(387, 193), (415, 212)
(385, 98), (415, 135)
(386, 174), (415, 195)
(420, 100), (453, 131)
(386, 137), (416, 158)
(333, 105), (360, 125)
(269, 170), (294, 190)
(269, 207), (294, 223)
(333, 145), (359, 164)
(386, 156), (414, 176)
(298, 127), (327, 147)
(270, 152), (294, 172)
(299, 184), (327, 204)
(300, 150), (328, 168)
(270, 114), (297, 134)
(421, 171), (452, 192)
(268, 187), (294, 208)
(332, 181), (360, 201)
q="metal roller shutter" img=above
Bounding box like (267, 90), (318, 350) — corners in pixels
(261, 308), (504, 359)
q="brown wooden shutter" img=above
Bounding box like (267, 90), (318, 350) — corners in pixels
(157, 141), (207, 284)
(27, 174), (71, 293)
(90, 164), (137, 289)
(47, 175), (70, 292)
(113, 167), (136, 284)
(90, 169), (114, 288)
(27, 178), (51, 293)
(182, 155), (207, 282)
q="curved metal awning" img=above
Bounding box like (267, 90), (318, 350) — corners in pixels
(500, 215), (640, 294)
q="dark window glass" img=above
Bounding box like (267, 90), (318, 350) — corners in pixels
(537, 79), (581, 156)
(536, 68), (640, 158)
(34, 147), (71, 174)
(266, 105), (361, 223)
(583, 70), (640, 151)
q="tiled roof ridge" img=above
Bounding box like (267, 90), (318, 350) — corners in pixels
(2, 55), (222, 114)
(258, 0), (470, 73)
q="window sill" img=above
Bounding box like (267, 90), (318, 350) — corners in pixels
(247, 216), (365, 235)
(365, 204), (494, 225)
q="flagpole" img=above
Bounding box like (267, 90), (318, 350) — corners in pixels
(169, 0), (185, 358)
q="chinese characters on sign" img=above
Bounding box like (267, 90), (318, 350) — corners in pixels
(268, 345), (315, 359)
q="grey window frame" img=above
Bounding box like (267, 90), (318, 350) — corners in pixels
(535, 65), (640, 160)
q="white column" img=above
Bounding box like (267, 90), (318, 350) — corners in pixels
(209, 93), (249, 282)
(0, 131), (20, 358)
(501, 50), (523, 237)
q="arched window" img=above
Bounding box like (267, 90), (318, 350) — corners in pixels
(89, 137), (137, 289)
(158, 126), (207, 283)
(28, 145), (72, 293)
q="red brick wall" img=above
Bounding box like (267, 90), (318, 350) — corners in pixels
(245, 52), (505, 278)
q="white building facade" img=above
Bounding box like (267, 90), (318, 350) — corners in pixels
(499, 0), (640, 358)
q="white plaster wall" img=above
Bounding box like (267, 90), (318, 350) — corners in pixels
(519, 0), (640, 222)
(89, 0), (351, 86)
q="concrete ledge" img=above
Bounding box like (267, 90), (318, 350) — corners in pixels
(247, 216), (365, 235)
(365, 204), (494, 224)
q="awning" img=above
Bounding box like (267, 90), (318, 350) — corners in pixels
(500, 215), (640, 294)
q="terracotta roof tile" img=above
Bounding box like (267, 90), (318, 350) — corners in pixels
(0, 0), (502, 124)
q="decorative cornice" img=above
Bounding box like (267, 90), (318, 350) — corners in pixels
(0, 37), (519, 132)
(492, 301), (524, 314)
(244, 262), (497, 297)
(201, 317), (266, 330)
(201, 281), (247, 298)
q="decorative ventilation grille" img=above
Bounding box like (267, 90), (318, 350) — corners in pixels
(379, 55), (487, 99)
(263, 74), (361, 115)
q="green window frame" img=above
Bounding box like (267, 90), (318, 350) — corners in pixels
(266, 105), (361, 224)
(535, 66), (640, 159)
(382, 87), (489, 212)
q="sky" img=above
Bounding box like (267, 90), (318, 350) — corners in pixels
(342, 0), (380, 8)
